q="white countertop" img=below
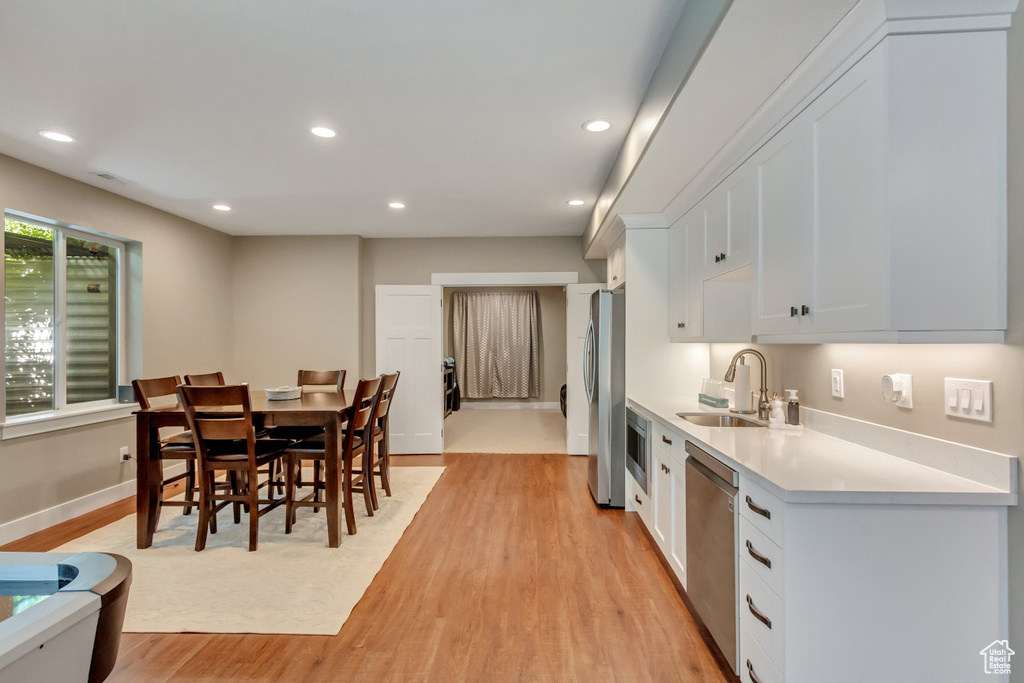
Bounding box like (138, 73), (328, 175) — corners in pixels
(628, 396), (1017, 506)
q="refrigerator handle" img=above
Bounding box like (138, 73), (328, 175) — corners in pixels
(584, 318), (595, 404)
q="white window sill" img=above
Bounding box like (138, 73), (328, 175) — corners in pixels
(1, 402), (140, 440)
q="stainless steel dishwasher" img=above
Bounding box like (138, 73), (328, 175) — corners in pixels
(685, 440), (739, 674)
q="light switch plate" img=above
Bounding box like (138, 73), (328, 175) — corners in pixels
(944, 378), (993, 423)
(831, 369), (844, 398)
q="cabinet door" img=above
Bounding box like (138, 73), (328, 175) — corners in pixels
(753, 121), (813, 335)
(651, 447), (672, 553)
(806, 46), (888, 333)
(608, 234), (625, 289)
(705, 169), (755, 278)
(668, 214), (702, 340)
(668, 456), (686, 585)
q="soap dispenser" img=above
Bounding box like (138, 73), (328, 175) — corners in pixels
(786, 389), (800, 425)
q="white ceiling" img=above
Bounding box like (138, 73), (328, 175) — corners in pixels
(0, 1), (685, 238)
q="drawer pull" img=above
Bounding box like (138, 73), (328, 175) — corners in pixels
(790, 306), (798, 317)
(746, 594), (772, 629)
(746, 540), (772, 569)
(634, 494), (642, 506)
(746, 659), (764, 683)
(745, 496), (771, 520)
(662, 435), (673, 445)
(663, 464), (671, 474)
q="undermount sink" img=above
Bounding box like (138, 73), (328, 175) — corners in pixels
(676, 413), (764, 428)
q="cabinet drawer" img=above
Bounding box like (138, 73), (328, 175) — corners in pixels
(741, 623), (784, 683)
(740, 561), (786, 672)
(651, 419), (678, 452)
(740, 516), (785, 599)
(740, 476), (785, 546)
(628, 475), (651, 530)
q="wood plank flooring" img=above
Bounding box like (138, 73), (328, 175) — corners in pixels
(2, 454), (730, 682)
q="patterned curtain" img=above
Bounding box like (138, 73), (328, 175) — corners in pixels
(452, 291), (540, 399)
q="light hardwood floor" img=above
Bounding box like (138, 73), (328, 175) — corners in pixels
(2, 454), (731, 682)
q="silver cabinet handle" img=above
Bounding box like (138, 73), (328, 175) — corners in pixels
(634, 494), (642, 506)
(746, 496), (771, 520)
(746, 659), (764, 683)
(746, 540), (772, 569)
(662, 435), (672, 445)
(746, 594), (772, 629)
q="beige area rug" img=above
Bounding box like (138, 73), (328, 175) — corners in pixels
(54, 466), (445, 635)
(444, 408), (567, 454)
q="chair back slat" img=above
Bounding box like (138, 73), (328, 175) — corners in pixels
(194, 417), (250, 441)
(297, 369), (345, 392)
(132, 376), (183, 409)
(344, 376), (383, 449)
(184, 371), (226, 387)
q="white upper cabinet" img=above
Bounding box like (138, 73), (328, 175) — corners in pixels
(751, 31), (1007, 343)
(667, 212), (704, 340)
(607, 233), (626, 290)
(705, 168), (755, 279)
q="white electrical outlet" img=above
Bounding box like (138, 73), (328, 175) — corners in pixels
(944, 378), (993, 423)
(881, 374), (913, 408)
(119, 446), (131, 463)
(831, 369), (844, 398)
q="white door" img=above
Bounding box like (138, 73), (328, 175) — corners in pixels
(566, 283), (602, 455)
(375, 285), (443, 454)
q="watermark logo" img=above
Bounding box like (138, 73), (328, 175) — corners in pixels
(980, 640), (1014, 675)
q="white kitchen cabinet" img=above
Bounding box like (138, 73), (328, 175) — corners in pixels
(607, 233), (625, 290)
(705, 168), (754, 279)
(666, 454), (686, 583)
(668, 204), (751, 343)
(752, 32), (1007, 342)
(651, 445), (671, 552)
(667, 213), (702, 340)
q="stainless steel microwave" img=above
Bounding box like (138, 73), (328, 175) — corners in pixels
(625, 407), (649, 494)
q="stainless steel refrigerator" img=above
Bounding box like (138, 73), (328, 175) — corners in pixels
(584, 289), (625, 507)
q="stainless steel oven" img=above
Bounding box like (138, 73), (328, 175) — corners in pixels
(625, 407), (649, 494)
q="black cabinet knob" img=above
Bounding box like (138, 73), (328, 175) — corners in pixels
(677, 322), (686, 329)
(802, 305), (810, 316)
(790, 306), (798, 317)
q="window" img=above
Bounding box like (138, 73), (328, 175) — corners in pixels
(4, 213), (124, 418)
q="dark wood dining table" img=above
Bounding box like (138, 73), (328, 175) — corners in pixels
(134, 389), (354, 549)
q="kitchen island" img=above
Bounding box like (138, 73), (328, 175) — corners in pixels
(627, 396), (1016, 683)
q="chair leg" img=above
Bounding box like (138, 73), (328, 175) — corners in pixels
(313, 460), (322, 512)
(183, 460), (196, 515)
(230, 471), (241, 525)
(248, 466), (260, 552)
(379, 440), (392, 498)
(285, 456), (296, 535)
(195, 472), (212, 552)
(368, 457), (380, 512)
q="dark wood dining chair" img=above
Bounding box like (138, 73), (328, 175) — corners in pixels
(132, 376), (198, 515)
(184, 371), (226, 386)
(178, 383), (292, 551)
(267, 369), (348, 499)
(366, 371), (400, 510)
(283, 376), (383, 536)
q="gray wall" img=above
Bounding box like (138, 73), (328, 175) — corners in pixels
(0, 154), (235, 526)
(231, 235), (362, 391)
(360, 236), (605, 378)
(443, 286), (566, 403)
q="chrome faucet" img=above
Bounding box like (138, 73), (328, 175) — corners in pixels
(724, 349), (770, 420)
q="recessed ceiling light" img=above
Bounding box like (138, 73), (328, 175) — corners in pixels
(311, 127), (336, 138)
(213, 204), (232, 211)
(583, 119), (611, 133)
(388, 202), (405, 209)
(39, 130), (75, 143)
(567, 199), (586, 206)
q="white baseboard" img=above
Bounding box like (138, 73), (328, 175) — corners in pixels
(459, 402), (559, 410)
(0, 462), (187, 546)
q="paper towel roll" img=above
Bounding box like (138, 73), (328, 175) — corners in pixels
(733, 362), (752, 412)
